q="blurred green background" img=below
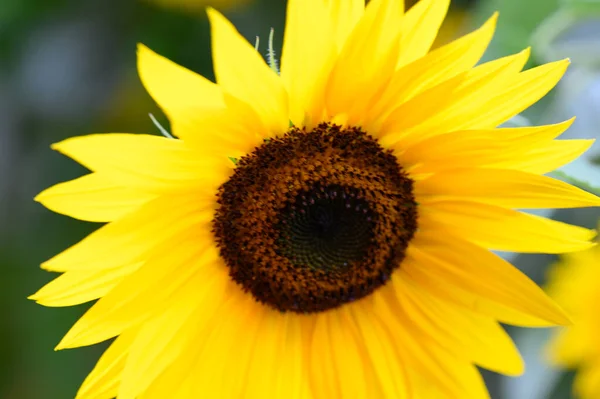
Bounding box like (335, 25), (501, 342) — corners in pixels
(1, 0), (599, 398)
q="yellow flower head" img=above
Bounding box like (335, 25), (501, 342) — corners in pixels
(547, 234), (600, 399)
(32, 0), (600, 398)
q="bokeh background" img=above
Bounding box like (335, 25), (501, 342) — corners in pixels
(1, 0), (599, 398)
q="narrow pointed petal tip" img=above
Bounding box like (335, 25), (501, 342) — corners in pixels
(27, 291), (40, 301)
(488, 11), (499, 26)
(50, 138), (78, 158)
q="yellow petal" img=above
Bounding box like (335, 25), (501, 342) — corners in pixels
(188, 290), (266, 398)
(381, 48), (530, 148)
(415, 168), (600, 209)
(366, 13), (497, 132)
(324, 0), (365, 50)
(207, 8), (289, 135)
(405, 228), (571, 326)
(399, 119), (574, 172)
(137, 44), (263, 155)
(548, 327), (588, 367)
(189, 288), (313, 399)
(397, 0), (450, 68)
(30, 262), (141, 307)
(309, 312), (341, 398)
(372, 293), (491, 398)
(451, 59), (570, 130)
(325, 0), (403, 123)
(575, 365), (600, 399)
(401, 265), (558, 327)
(280, 0), (336, 126)
(309, 310), (371, 398)
(52, 134), (231, 194)
(42, 194), (211, 272)
(137, 44), (221, 122)
(75, 328), (138, 399)
(138, 282), (241, 399)
(243, 310), (309, 399)
(117, 267), (229, 399)
(56, 240), (223, 349)
(350, 302), (409, 399)
(35, 173), (156, 223)
(391, 277), (524, 375)
(489, 138), (595, 174)
(419, 200), (596, 253)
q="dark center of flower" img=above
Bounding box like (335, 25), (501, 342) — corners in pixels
(276, 184), (374, 273)
(213, 123), (418, 313)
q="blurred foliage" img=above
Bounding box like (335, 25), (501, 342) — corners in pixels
(548, 371), (577, 399)
(472, 0), (560, 60)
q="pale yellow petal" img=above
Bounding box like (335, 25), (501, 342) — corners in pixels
(42, 194), (212, 272)
(35, 173), (156, 223)
(207, 8), (288, 135)
(415, 168), (600, 209)
(325, 0), (403, 124)
(30, 262), (141, 307)
(75, 328), (138, 399)
(419, 200), (596, 253)
(397, 0), (450, 68)
(56, 238), (222, 349)
(52, 134), (232, 194)
(280, 0), (335, 126)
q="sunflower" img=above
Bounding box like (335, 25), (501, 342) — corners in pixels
(31, 0), (600, 398)
(546, 230), (600, 398)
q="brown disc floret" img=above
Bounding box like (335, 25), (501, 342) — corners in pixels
(212, 123), (417, 313)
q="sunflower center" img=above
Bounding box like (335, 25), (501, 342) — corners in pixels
(213, 123), (418, 313)
(277, 184), (375, 272)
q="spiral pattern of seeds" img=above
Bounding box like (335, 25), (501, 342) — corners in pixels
(213, 123), (418, 313)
